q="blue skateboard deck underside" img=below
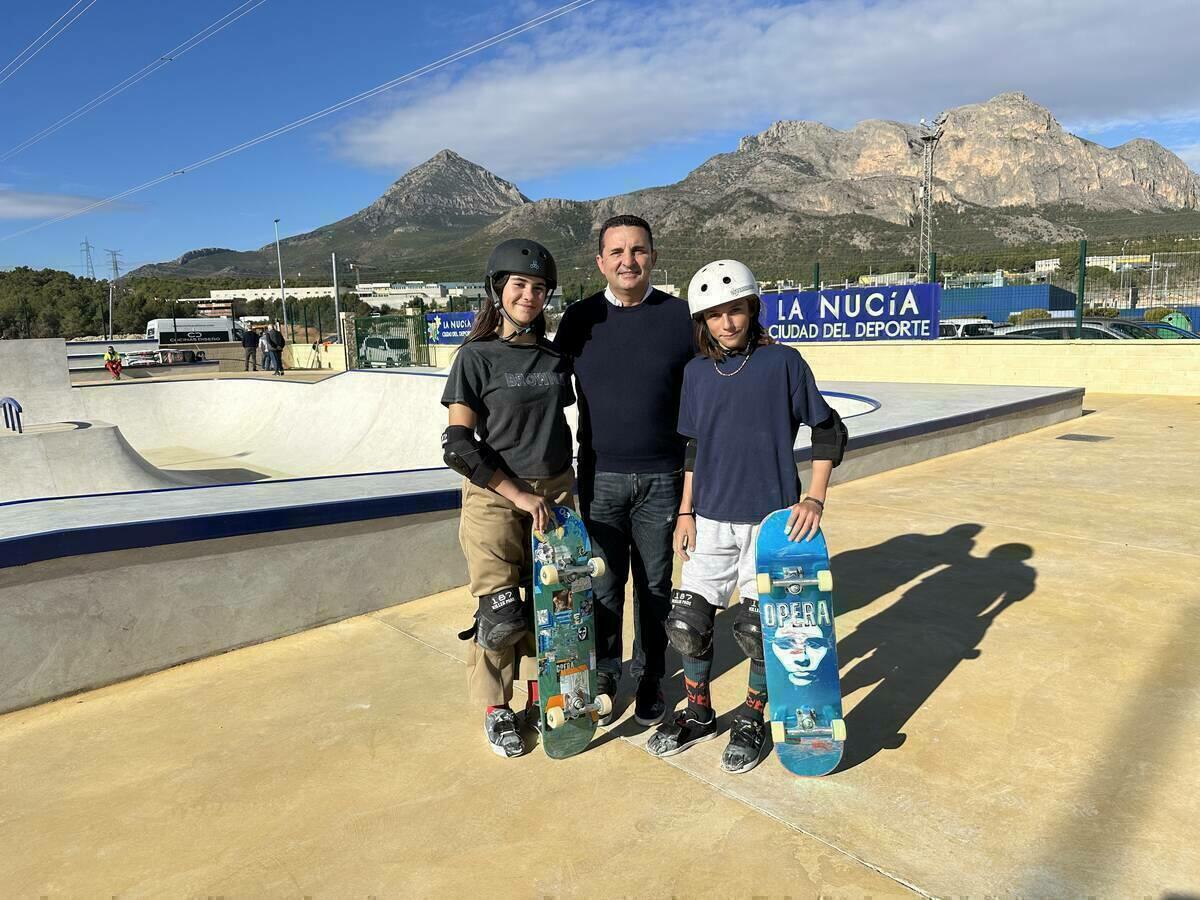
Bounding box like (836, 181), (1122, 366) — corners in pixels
(755, 511), (844, 776)
(531, 506), (600, 760)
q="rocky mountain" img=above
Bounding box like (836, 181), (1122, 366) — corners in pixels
(352, 149), (529, 230)
(133, 93), (1200, 283)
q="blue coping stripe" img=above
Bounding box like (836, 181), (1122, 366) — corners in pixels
(792, 387), (1083, 462)
(0, 486), (462, 570)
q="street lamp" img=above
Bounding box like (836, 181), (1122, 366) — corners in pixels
(273, 218), (289, 328)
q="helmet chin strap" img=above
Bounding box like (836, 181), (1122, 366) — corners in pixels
(497, 302), (536, 342)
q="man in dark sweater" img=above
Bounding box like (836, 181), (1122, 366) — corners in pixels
(554, 215), (694, 726)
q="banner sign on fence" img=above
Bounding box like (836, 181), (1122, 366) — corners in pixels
(760, 284), (941, 342)
(426, 311), (475, 345)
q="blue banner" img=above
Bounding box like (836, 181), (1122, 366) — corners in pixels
(761, 284), (941, 342)
(426, 311), (475, 345)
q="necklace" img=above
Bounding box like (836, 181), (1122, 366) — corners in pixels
(714, 349), (751, 377)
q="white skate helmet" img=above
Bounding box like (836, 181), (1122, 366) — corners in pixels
(687, 259), (759, 317)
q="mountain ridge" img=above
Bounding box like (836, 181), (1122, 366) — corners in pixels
(132, 92), (1200, 283)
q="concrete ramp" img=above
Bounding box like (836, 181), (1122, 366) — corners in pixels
(0, 339), (84, 425)
(0, 421), (201, 502)
(76, 372), (449, 477)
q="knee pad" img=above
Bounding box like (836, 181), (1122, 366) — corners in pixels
(665, 589), (716, 658)
(474, 587), (527, 652)
(733, 596), (764, 661)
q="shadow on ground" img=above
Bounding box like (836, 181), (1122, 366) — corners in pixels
(590, 523), (1038, 767)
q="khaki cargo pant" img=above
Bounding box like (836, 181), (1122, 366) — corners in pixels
(460, 468), (575, 707)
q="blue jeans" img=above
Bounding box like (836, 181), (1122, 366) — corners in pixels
(579, 468), (683, 684)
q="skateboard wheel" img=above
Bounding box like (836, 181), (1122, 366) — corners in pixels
(817, 570), (834, 593)
(546, 707), (566, 730)
(595, 693), (612, 716)
(540, 565), (560, 586)
(832, 719), (847, 742)
(587, 557), (606, 579)
(771, 721), (786, 743)
(756, 573), (773, 596)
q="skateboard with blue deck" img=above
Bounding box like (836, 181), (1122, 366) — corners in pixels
(755, 510), (844, 776)
(531, 506), (611, 759)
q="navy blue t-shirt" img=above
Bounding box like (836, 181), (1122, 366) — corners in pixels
(554, 290), (695, 473)
(677, 343), (833, 524)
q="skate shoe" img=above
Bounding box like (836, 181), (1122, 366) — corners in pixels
(720, 714), (766, 774)
(646, 709), (717, 758)
(596, 671), (618, 726)
(633, 677), (666, 726)
(484, 707), (524, 758)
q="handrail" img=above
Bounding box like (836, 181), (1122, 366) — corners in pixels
(0, 396), (23, 434)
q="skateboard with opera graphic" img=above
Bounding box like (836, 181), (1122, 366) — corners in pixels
(755, 509), (845, 776)
(531, 506), (611, 759)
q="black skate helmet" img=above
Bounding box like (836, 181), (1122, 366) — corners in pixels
(484, 238), (558, 304)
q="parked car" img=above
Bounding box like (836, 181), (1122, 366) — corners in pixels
(996, 318), (1148, 340)
(358, 335), (411, 367)
(939, 317), (996, 339)
(1125, 320), (1199, 339)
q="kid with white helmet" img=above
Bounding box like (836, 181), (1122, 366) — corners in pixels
(441, 238), (576, 759)
(646, 259), (847, 773)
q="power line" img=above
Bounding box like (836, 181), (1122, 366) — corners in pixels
(0, 0), (101, 89)
(0, 0), (599, 243)
(1, 0), (268, 162)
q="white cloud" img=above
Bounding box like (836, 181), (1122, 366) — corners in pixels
(330, 0), (1200, 183)
(0, 188), (97, 220)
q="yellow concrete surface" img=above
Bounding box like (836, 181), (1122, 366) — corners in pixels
(795, 339), (1200, 395)
(2, 392), (1198, 896)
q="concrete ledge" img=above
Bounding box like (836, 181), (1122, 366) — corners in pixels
(0, 508), (466, 715)
(69, 361), (221, 383)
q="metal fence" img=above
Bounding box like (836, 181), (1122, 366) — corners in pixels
(348, 314), (430, 368)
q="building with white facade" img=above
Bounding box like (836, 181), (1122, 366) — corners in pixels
(208, 286), (348, 302)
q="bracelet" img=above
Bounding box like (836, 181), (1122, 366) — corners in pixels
(676, 511), (696, 517)
(803, 497), (825, 510)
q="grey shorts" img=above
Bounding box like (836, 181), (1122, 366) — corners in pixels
(678, 515), (761, 609)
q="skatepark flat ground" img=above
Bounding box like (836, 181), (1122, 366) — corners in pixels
(2, 392), (1198, 896)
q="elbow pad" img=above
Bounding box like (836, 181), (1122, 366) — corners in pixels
(442, 425), (500, 487)
(810, 409), (848, 468)
(684, 439), (697, 473)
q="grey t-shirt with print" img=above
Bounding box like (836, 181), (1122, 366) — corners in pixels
(441, 337), (575, 479)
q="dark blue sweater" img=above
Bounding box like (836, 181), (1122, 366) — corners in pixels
(554, 289), (695, 473)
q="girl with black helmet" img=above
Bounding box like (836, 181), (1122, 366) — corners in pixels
(440, 238), (577, 758)
(646, 259), (847, 774)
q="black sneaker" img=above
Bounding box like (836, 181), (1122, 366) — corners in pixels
(596, 671), (618, 726)
(633, 677), (665, 726)
(524, 703), (542, 735)
(721, 714), (767, 774)
(484, 708), (525, 758)
(646, 709), (717, 758)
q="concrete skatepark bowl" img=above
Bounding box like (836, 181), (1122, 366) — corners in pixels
(1, 337), (1083, 718)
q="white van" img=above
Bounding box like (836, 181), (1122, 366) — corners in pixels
(145, 317), (245, 345)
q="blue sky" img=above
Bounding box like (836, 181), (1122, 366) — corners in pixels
(2, 0), (1199, 275)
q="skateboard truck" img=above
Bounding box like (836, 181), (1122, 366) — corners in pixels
(771, 708), (847, 744)
(544, 692), (613, 730)
(756, 565), (834, 597)
(539, 557), (607, 587)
